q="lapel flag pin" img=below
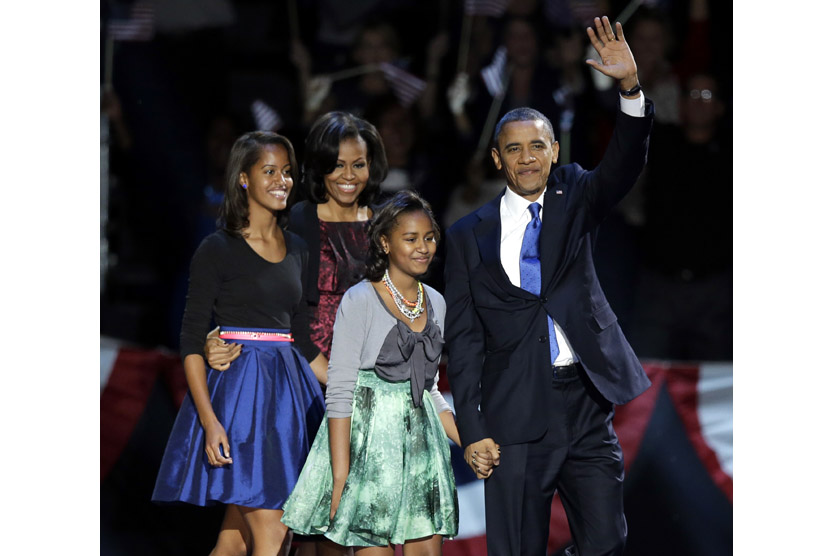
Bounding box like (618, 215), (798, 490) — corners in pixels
(556, 190), (563, 195)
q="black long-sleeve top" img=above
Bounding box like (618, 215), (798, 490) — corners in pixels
(179, 229), (320, 363)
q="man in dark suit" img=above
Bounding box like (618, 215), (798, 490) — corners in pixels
(444, 16), (653, 556)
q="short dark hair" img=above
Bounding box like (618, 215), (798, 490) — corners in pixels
(218, 131), (299, 236)
(365, 190), (440, 281)
(303, 111), (388, 207)
(493, 107), (555, 149)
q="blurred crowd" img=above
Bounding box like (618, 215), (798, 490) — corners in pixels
(101, 0), (732, 362)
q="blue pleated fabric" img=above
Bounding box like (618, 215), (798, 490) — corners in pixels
(152, 327), (326, 509)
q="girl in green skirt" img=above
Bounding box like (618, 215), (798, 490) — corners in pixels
(281, 190), (463, 555)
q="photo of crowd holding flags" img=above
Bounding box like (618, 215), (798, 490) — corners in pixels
(101, 0), (732, 554)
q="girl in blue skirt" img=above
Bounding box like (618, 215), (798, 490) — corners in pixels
(281, 190), (463, 555)
(152, 131), (327, 556)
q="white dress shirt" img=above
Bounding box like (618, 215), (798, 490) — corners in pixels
(500, 188), (579, 366)
(498, 93), (646, 366)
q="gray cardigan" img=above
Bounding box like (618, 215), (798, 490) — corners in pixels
(325, 279), (453, 418)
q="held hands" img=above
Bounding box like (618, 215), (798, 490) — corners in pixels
(585, 16), (639, 90)
(205, 326), (242, 371)
(203, 419), (233, 467)
(464, 438), (501, 480)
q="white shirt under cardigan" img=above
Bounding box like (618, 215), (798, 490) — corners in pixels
(325, 280), (453, 419)
(499, 94), (646, 367)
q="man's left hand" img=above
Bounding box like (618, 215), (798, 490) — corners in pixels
(585, 16), (639, 90)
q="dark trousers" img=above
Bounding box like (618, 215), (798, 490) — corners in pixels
(484, 365), (627, 556)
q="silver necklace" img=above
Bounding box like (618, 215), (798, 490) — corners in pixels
(382, 269), (424, 322)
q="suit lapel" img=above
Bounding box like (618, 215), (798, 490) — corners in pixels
(474, 191), (536, 300)
(540, 175), (570, 290)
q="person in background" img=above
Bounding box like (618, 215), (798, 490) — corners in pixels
(632, 72), (732, 361)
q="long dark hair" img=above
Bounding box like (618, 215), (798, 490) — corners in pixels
(303, 111), (388, 207)
(218, 131), (299, 236)
(365, 190), (441, 281)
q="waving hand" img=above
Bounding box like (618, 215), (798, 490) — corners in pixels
(585, 16), (639, 91)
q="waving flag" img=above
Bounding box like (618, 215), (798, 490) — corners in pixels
(480, 46), (508, 97)
(107, 0), (155, 42)
(379, 62), (427, 107)
(251, 99), (282, 131)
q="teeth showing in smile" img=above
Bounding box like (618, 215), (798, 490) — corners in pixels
(270, 189), (287, 199)
(338, 183), (357, 192)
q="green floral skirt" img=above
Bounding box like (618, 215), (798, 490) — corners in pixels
(281, 370), (458, 547)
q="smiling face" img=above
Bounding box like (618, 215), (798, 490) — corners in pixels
(323, 136), (370, 208)
(240, 144), (293, 215)
(381, 210), (438, 281)
(491, 119), (559, 201)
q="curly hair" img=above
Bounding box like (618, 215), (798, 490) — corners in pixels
(303, 111), (388, 207)
(365, 190), (441, 282)
(218, 131), (299, 236)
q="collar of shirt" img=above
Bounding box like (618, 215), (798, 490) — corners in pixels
(501, 185), (547, 234)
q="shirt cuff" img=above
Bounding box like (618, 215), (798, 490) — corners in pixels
(620, 93), (645, 117)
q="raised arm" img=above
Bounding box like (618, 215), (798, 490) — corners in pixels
(579, 16), (654, 226)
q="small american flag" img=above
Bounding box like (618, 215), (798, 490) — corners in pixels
(480, 46), (507, 97)
(251, 99), (282, 131)
(379, 63), (427, 107)
(107, 1), (155, 42)
(464, 0), (511, 17)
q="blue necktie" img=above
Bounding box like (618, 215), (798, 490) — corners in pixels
(520, 203), (560, 364)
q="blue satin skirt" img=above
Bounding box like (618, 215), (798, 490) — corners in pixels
(152, 327), (325, 509)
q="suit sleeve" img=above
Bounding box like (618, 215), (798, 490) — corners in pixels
(443, 228), (488, 447)
(582, 99), (655, 226)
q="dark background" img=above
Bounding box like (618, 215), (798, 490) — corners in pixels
(100, 0), (732, 362)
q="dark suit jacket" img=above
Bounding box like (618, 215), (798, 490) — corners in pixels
(444, 102), (655, 448)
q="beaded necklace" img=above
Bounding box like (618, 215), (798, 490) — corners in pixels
(382, 269), (424, 322)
